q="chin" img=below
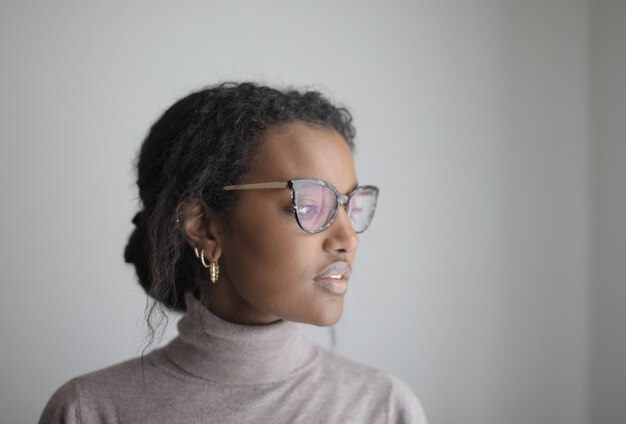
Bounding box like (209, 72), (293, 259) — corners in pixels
(308, 305), (344, 327)
(283, 296), (345, 326)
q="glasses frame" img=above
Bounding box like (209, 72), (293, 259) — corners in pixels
(223, 179), (379, 234)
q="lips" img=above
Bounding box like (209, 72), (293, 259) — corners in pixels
(313, 261), (351, 295)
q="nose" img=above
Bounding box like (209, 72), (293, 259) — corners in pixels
(322, 207), (359, 254)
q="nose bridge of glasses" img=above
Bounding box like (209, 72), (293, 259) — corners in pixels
(337, 193), (349, 210)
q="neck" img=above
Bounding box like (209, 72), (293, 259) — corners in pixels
(163, 292), (319, 385)
(202, 277), (281, 325)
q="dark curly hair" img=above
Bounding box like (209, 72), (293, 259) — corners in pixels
(123, 82), (355, 345)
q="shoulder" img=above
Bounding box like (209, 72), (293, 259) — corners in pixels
(383, 374), (429, 424)
(38, 353), (160, 424)
(314, 349), (429, 423)
(38, 377), (82, 424)
(58, 354), (149, 393)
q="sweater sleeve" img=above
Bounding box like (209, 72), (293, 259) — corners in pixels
(38, 378), (82, 424)
(386, 375), (428, 424)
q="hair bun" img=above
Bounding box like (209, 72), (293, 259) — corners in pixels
(132, 211), (146, 228)
(124, 224), (151, 295)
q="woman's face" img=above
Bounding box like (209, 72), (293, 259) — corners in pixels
(206, 121), (360, 326)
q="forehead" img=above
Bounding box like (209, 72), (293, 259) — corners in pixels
(247, 121), (357, 192)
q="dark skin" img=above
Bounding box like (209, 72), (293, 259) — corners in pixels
(182, 121), (360, 326)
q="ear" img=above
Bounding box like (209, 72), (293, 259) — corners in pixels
(177, 199), (224, 262)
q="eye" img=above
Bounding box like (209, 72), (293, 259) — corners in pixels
(297, 204), (320, 215)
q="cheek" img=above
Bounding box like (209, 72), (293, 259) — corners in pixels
(222, 219), (318, 305)
(220, 215), (346, 325)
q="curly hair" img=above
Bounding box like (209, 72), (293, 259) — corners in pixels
(123, 82), (355, 345)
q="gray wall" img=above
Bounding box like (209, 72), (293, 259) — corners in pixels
(591, 1), (626, 423)
(0, 1), (621, 423)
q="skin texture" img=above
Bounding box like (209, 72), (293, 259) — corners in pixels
(183, 121), (360, 326)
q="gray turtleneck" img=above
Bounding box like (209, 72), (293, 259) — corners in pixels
(39, 292), (427, 423)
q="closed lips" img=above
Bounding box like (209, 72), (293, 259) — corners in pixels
(314, 262), (351, 294)
(314, 261), (351, 280)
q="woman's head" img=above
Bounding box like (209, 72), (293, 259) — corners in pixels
(124, 82), (369, 330)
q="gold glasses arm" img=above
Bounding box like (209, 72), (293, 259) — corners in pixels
(223, 181), (289, 191)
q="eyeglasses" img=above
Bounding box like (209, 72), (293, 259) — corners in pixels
(223, 179), (379, 233)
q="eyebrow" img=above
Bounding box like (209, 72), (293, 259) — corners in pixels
(223, 180), (360, 194)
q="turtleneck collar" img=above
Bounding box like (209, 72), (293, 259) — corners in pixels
(163, 292), (319, 385)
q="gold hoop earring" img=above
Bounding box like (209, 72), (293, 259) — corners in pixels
(198, 248), (219, 283)
(209, 260), (219, 284)
(199, 249), (210, 268)
(194, 247), (201, 258)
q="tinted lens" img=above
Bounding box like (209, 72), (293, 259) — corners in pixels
(348, 187), (378, 233)
(294, 183), (337, 232)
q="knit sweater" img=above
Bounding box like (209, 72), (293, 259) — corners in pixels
(39, 292), (428, 423)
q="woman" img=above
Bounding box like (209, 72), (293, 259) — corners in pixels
(39, 83), (428, 423)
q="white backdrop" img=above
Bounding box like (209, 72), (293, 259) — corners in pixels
(0, 1), (623, 423)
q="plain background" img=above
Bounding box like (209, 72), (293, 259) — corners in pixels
(1, 1), (624, 423)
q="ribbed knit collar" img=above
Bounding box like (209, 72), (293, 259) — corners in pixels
(163, 292), (318, 385)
